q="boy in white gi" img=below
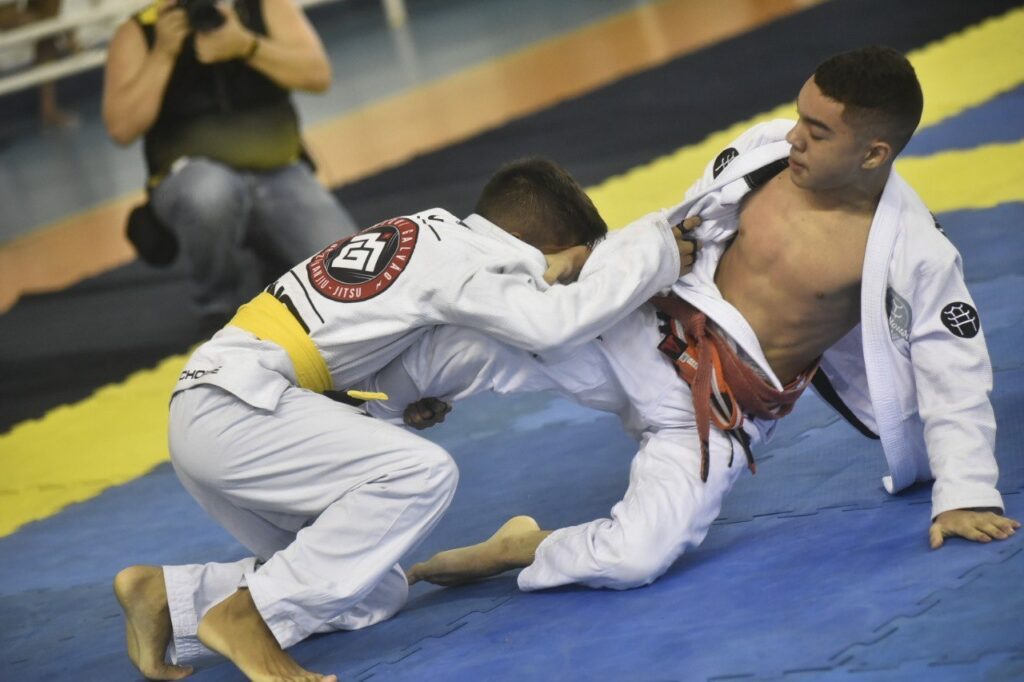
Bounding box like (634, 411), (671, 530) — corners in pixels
(377, 47), (1019, 593)
(112, 158), (698, 681)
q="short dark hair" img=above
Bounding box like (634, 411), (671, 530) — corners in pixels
(813, 45), (923, 155)
(474, 157), (607, 249)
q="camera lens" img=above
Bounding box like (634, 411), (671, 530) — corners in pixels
(183, 0), (225, 32)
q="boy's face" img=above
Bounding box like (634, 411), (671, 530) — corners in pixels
(785, 78), (877, 191)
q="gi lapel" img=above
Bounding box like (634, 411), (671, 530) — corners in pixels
(862, 172), (916, 494)
(665, 141), (792, 225)
(666, 140), (792, 390)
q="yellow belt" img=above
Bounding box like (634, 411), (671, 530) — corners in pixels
(228, 292), (333, 393)
(228, 292), (390, 402)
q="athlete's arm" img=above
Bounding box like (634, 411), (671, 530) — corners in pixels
(543, 245), (591, 285)
(194, 0), (332, 92)
(444, 213), (687, 354)
(543, 216), (699, 285)
(102, 2), (186, 144)
(903, 236), (1010, 545)
(364, 326), (625, 424)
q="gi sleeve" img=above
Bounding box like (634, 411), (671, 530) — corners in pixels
(907, 248), (1003, 518)
(365, 326), (628, 424)
(677, 118), (796, 245)
(683, 118), (795, 201)
(441, 211), (680, 354)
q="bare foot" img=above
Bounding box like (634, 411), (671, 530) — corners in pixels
(113, 565), (194, 680)
(406, 515), (547, 586)
(197, 588), (337, 682)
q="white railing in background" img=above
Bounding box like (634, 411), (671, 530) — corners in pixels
(0, 0), (406, 97)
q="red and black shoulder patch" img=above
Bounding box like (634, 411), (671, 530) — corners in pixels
(307, 217), (419, 302)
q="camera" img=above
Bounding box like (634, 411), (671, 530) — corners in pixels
(126, 201), (178, 267)
(178, 0), (225, 32)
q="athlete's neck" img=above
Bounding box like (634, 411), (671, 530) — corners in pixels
(793, 167), (889, 215)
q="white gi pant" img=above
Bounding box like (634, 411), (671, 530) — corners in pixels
(368, 321), (757, 594)
(164, 384), (458, 664)
(518, 425), (745, 591)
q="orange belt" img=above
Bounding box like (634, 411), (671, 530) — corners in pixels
(651, 295), (819, 482)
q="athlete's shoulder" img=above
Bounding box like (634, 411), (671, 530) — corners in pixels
(886, 171), (958, 259)
(301, 213), (433, 304)
(405, 208), (466, 229)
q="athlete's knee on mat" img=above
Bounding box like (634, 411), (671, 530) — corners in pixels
(585, 523), (679, 589)
(596, 549), (675, 589)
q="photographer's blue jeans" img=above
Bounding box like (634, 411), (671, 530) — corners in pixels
(151, 157), (357, 316)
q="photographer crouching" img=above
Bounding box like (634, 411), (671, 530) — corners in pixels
(102, 0), (357, 325)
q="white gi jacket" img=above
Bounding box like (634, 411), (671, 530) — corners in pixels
(666, 119), (1003, 518)
(173, 208), (681, 411)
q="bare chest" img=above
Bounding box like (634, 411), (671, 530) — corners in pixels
(730, 178), (869, 301)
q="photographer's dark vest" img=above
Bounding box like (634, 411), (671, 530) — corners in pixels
(136, 0), (302, 181)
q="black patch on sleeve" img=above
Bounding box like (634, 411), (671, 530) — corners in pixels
(941, 302), (980, 338)
(713, 148), (739, 178)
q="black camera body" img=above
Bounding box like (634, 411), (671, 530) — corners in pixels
(178, 0), (225, 32)
(127, 201), (178, 267)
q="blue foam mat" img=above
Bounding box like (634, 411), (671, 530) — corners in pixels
(904, 84), (1024, 156)
(2, 370), (1020, 680)
(349, 500), (1023, 682)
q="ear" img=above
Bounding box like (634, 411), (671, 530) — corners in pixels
(862, 139), (892, 170)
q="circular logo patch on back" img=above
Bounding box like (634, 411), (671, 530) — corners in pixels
(940, 301), (980, 338)
(713, 147), (739, 178)
(307, 218), (419, 302)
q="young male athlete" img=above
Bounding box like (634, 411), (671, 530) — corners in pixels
(112, 158), (698, 681)
(367, 47), (1018, 592)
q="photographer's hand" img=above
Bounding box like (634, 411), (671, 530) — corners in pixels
(194, 2), (254, 63)
(154, 0), (188, 59)
(215, 0), (332, 92)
